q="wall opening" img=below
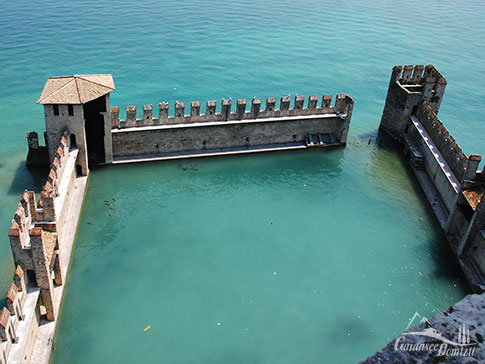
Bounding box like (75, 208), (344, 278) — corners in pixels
(68, 104), (74, 116)
(76, 164), (82, 176)
(84, 95), (106, 167)
(70, 134), (77, 148)
(26, 270), (37, 287)
(53, 105), (59, 116)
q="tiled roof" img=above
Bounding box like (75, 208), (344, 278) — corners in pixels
(15, 265), (24, 278)
(6, 283), (17, 302)
(0, 307), (9, 328)
(37, 74), (115, 104)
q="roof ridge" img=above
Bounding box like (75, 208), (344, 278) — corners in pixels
(37, 78), (76, 104)
(74, 77), (83, 104)
(78, 76), (115, 90)
(47, 76), (74, 79)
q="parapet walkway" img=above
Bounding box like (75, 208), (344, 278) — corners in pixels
(31, 148), (88, 364)
(410, 116), (459, 192)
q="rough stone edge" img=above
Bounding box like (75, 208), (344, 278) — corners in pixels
(360, 293), (485, 364)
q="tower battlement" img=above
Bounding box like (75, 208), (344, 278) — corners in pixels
(380, 64), (446, 139)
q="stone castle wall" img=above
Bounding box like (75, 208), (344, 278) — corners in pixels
(1, 131), (80, 364)
(415, 102), (481, 182)
(110, 94), (353, 159)
(380, 65), (485, 292)
(380, 64), (447, 140)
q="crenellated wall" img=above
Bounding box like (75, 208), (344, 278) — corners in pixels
(380, 64), (447, 140)
(1, 130), (82, 364)
(381, 65), (485, 293)
(111, 94), (352, 128)
(415, 102), (481, 182)
(110, 94), (353, 160)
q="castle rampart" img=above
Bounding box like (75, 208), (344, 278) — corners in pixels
(110, 94), (353, 161)
(414, 103), (481, 182)
(379, 65), (485, 292)
(1, 129), (88, 364)
(111, 94), (352, 128)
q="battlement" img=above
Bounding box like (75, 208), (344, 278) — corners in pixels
(1, 127), (78, 362)
(380, 65), (447, 140)
(111, 94), (354, 129)
(25, 131), (49, 167)
(390, 64), (446, 86)
(415, 101), (481, 182)
(42, 131), (69, 200)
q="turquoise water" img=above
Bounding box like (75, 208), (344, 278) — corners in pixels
(0, 0), (484, 362)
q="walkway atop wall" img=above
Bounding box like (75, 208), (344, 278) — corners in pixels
(410, 116), (460, 192)
(30, 173), (88, 364)
(54, 148), (79, 221)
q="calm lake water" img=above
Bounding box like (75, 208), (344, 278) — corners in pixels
(1, 0), (484, 363)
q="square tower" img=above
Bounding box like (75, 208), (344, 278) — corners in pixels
(380, 65), (446, 140)
(37, 74), (115, 175)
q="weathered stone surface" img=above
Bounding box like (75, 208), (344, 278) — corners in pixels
(111, 116), (349, 158)
(360, 293), (485, 363)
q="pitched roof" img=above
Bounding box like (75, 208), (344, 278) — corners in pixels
(0, 307), (9, 328)
(6, 283), (17, 302)
(37, 74), (115, 105)
(15, 264), (24, 278)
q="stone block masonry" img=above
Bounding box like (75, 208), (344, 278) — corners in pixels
(1, 130), (88, 364)
(380, 64), (447, 140)
(111, 94), (353, 127)
(111, 94), (354, 161)
(379, 65), (485, 292)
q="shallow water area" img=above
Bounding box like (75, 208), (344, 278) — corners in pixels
(51, 146), (466, 363)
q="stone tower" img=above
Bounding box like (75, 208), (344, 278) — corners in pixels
(37, 74), (115, 175)
(379, 65), (447, 140)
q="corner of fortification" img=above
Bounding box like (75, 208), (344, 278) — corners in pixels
(380, 64), (485, 293)
(380, 64), (446, 140)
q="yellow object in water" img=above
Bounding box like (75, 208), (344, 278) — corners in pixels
(144, 325), (151, 332)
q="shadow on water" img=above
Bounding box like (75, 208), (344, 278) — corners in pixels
(425, 232), (468, 285)
(8, 161), (48, 195)
(323, 315), (373, 345)
(374, 130), (469, 291)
